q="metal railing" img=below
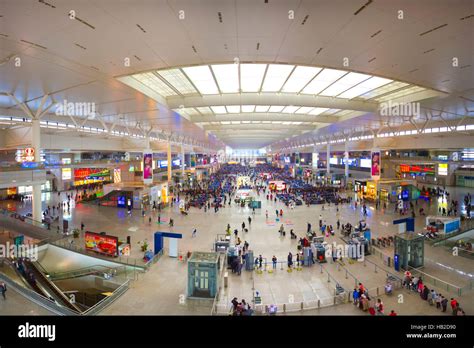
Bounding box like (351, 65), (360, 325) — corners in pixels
(431, 219), (474, 247)
(48, 264), (127, 281)
(81, 279), (131, 316)
(406, 266), (463, 297)
(0, 273), (79, 316)
(210, 252), (227, 315)
(51, 239), (146, 270)
(0, 262), (131, 316)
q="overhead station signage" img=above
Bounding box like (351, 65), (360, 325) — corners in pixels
(400, 164), (435, 175)
(15, 147), (36, 163)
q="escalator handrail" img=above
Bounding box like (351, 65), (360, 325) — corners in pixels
(48, 264), (126, 279)
(27, 261), (82, 313)
(0, 272), (78, 316)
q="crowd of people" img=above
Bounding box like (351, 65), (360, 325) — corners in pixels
(403, 271), (466, 315)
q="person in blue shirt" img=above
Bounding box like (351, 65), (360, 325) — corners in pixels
(353, 288), (360, 305)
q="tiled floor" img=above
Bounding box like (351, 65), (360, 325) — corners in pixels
(1, 184), (473, 315)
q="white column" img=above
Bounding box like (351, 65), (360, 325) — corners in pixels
(167, 142), (172, 187)
(31, 119), (42, 221)
(181, 145), (185, 175)
(344, 142), (349, 179)
(326, 144), (330, 176)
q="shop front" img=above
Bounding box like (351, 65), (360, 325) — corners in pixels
(354, 180), (367, 196)
(378, 180), (418, 203)
(397, 163), (436, 184)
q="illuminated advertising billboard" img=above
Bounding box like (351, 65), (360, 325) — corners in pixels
(143, 151), (153, 184)
(62, 168), (72, 180)
(312, 153), (319, 168)
(371, 150), (381, 178)
(85, 231), (118, 257)
(438, 163), (448, 176)
(360, 159), (371, 168)
(73, 168), (110, 186)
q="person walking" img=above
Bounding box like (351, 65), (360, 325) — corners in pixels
(441, 296), (448, 312)
(242, 221), (246, 232)
(248, 216), (252, 226)
(158, 214), (161, 224)
(265, 210), (268, 219)
(287, 252), (293, 269)
(375, 299), (384, 315)
(80, 222), (85, 231)
(0, 282), (7, 300)
(192, 228), (197, 238)
(272, 255), (277, 269)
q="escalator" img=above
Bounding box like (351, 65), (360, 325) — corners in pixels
(23, 260), (82, 313)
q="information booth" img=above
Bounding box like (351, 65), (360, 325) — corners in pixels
(425, 216), (460, 235)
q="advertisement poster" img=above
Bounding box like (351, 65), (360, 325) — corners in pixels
(371, 150), (381, 178)
(438, 163), (448, 176)
(62, 168), (72, 180)
(85, 232), (118, 256)
(143, 151), (153, 184)
(312, 153), (319, 168)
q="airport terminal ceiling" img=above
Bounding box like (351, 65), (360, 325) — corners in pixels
(0, 1), (474, 346)
(0, 0), (473, 151)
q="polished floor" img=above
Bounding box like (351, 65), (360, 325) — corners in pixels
(1, 184), (473, 315)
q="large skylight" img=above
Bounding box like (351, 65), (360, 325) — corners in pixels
(338, 76), (393, 99)
(120, 63), (439, 103)
(356, 81), (409, 100)
(261, 64), (295, 92)
(296, 106), (313, 114)
(241, 105), (256, 112)
(182, 66), (219, 94)
(132, 72), (177, 97)
(309, 107), (329, 115)
(268, 105), (285, 112)
(210, 106), (227, 114)
(240, 64), (267, 92)
(281, 66), (322, 93)
(157, 69), (197, 95)
(226, 105), (241, 113)
(255, 105), (270, 112)
(211, 64), (239, 93)
(320, 72), (372, 97)
(301, 68), (347, 95)
(282, 105), (300, 113)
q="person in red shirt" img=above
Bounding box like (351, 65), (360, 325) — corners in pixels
(389, 310), (397, 316)
(450, 298), (458, 315)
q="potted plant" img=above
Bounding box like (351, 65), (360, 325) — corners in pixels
(138, 239), (149, 252)
(72, 228), (80, 238)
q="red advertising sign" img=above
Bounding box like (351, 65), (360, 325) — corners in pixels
(74, 168), (110, 179)
(85, 231), (118, 257)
